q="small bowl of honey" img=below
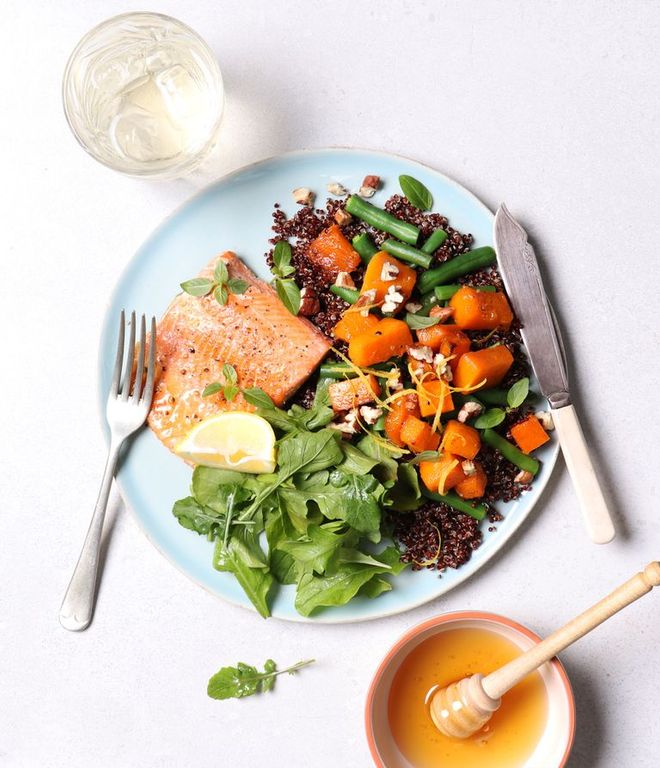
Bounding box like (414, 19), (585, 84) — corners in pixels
(365, 611), (575, 768)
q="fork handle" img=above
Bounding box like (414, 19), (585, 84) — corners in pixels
(59, 440), (122, 631)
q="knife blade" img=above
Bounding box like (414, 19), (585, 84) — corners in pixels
(493, 204), (570, 409)
(494, 204), (615, 543)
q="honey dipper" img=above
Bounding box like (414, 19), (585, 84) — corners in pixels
(429, 561), (660, 739)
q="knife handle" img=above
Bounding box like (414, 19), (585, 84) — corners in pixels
(551, 404), (616, 544)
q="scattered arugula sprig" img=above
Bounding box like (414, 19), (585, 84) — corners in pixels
(207, 658), (315, 700)
(181, 260), (249, 305)
(202, 363), (239, 401)
(270, 241), (301, 315)
(473, 377), (530, 429)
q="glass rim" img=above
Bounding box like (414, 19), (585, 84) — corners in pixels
(62, 11), (224, 179)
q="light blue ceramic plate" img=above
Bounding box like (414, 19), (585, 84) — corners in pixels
(99, 148), (559, 623)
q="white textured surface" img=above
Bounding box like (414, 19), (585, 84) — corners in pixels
(2, 1), (659, 766)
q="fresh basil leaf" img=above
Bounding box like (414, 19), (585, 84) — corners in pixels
(181, 277), (214, 297)
(474, 407), (506, 429)
(399, 174), (433, 211)
(386, 463), (422, 512)
(507, 377), (530, 409)
(407, 450), (442, 465)
(214, 284), (229, 305)
(227, 278), (249, 294)
(202, 382), (223, 397)
(278, 264), (296, 277)
(405, 313), (440, 330)
(222, 363), (238, 384)
(242, 387), (275, 409)
(273, 240), (293, 276)
(275, 278), (301, 315)
(223, 384), (239, 402)
(214, 260), (229, 285)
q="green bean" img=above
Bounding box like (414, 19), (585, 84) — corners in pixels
(434, 284), (497, 301)
(420, 488), (487, 521)
(421, 229), (448, 254)
(417, 246), (497, 294)
(345, 195), (420, 245)
(352, 233), (379, 264)
(382, 239), (433, 269)
(319, 362), (391, 379)
(329, 285), (359, 304)
(482, 429), (540, 475)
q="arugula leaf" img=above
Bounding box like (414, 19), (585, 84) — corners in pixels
(294, 546), (403, 616)
(288, 402), (334, 431)
(192, 466), (257, 507)
(227, 277), (249, 295)
(339, 443), (380, 475)
(386, 463), (422, 512)
(214, 260), (229, 284)
(181, 277), (214, 297)
(507, 377), (530, 409)
(359, 576), (392, 599)
(172, 496), (221, 535)
(287, 470), (384, 535)
(213, 529), (273, 618)
(207, 658), (314, 700)
(399, 174), (433, 211)
(474, 407), (506, 429)
(265, 501), (298, 584)
(276, 430), (343, 477)
(278, 524), (346, 575)
(357, 434), (401, 485)
(275, 278), (301, 315)
(405, 313), (440, 330)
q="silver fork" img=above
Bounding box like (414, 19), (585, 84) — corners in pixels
(59, 310), (157, 631)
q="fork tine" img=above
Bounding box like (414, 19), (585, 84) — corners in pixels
(141, 316), (157, 406)
(120, 311), (136, 400)
(131, 314), (147, 402)
(110, 310), (125, 397)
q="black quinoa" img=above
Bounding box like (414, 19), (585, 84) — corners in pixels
(266, 191), (539, 572)
(394, 501), (483, 571)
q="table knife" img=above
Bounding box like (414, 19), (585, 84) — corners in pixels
(493, 204), (615, 544)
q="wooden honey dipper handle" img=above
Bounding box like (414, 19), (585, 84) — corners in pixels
(482, 561), (660, 701)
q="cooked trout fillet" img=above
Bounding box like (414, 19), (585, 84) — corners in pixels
(148, 252), (330, 452)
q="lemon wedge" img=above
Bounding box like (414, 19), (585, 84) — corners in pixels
(175, 412), (277, 473)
